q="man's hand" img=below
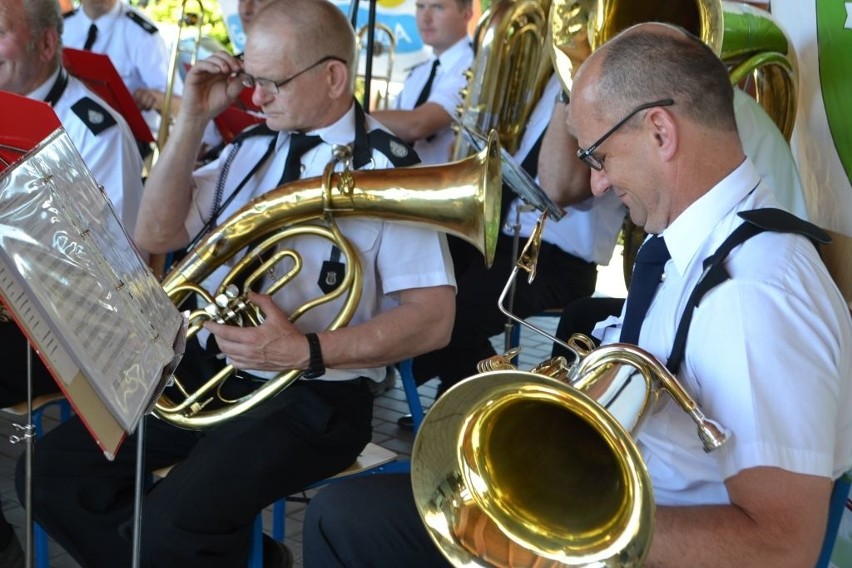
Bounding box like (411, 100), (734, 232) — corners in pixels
(203, 292), (309, 371)
(181, 51), (247, 121)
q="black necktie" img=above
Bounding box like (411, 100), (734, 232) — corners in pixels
(279, 133), (322, 185)
(620, 235), (671, 344)
(83, 23), (98, 50)
(414, 59), (440, 107)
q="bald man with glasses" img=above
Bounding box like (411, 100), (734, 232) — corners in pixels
(24, 1), (456, 566)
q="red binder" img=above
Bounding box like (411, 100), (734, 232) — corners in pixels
(0, 92), (62, 174)
(62, 47), (156, 144)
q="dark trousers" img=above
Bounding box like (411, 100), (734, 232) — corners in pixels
(17, 360), (374, 568)
(551, 297), (626, 360)
(414, 234), (597, 396)
(0, 321), (63, 546)
(303, 473), (449, 568)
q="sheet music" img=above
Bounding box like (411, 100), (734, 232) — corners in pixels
(0, 129), (183, 435)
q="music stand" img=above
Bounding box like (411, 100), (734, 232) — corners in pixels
(0, 91), (184, 568)
(62, 48), (156, 145)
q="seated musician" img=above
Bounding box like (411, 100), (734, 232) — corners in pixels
(20, 1), (454, 566)
(301, 22), (852, 568)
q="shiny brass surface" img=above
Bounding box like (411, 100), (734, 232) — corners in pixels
(454, 0), (553, 159)
(356, 23), (396, 110)
(411, 335), (730, 567)
(550, 0), (797, 139)
(157, 0), (204, 152)
(154, 133), (503, 429)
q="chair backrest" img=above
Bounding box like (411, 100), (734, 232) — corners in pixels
(817, 471), (851, 568)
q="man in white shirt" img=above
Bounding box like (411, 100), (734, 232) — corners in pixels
(371, 0), (473, 166)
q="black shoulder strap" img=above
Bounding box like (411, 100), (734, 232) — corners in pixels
(63, 7), (78, 18)
(666, 207), (830, 375)
(126, 10), (158, 34)
(355, 100), (420, 168)
(70, 96), (118, 135)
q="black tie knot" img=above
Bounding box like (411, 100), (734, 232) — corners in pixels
(414, 59), (440, 107)
(84, 23), (98, 51)
(620, 235), (671, 344)
(279, 133), (322, 185)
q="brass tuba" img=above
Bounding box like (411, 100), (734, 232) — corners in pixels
(453, 0), (554, 160)
(153, 133), (503, 430)
(411, 219), (729, 567)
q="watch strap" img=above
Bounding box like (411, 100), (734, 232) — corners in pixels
(303, 332), (325, 378)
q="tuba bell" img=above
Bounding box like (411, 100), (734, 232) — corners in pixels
(411, 219), (729, 567)
(153, 132), (503, 430)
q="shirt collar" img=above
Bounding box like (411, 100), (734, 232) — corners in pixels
(85, 1), (122, 27)
(662, 157), (761, 276)
(435, 36), (472, 69)
(26, 67), (62, 102)
(274, 103), (357, 152)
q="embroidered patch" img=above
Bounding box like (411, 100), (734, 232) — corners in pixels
(70, 97), (117, 136)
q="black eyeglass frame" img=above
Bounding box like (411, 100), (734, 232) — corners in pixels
(576, 98), (675, 171)
(240, 55), (347, 94)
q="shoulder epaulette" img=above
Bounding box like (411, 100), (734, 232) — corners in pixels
(232, 123), (275, 145)
(62, 7), (78, 18)
(70, 97), (117, 136)
(126, 10), (158, 34)
(367, 129), (420, 167)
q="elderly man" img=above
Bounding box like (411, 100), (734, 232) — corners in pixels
(22, 1), (455, 566)
(301, 22), (852, 568)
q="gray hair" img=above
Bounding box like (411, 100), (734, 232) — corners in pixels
(594, 24), (737, 133)
(24, 0), (64, 65)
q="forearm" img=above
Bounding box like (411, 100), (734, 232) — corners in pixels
(316, 285), (456, 369)
(134, 114), (208, 252)
(372, 106), (450, 143)
(538, 102), (592, 206)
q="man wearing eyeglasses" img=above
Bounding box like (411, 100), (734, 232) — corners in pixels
(300, 22), (852, 568)
(23, 1), (455, 566)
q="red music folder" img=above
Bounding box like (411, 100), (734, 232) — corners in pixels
(62, 47), (156, 144)
(0, 95), (61, 174)
(0, 92), (184, 458)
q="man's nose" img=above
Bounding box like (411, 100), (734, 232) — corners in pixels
(590, 168), (611, 196)
(251, 85), (272, 107)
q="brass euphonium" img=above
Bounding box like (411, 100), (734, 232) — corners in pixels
(154, 133), (503, 430)
(411, 218), (730, 567)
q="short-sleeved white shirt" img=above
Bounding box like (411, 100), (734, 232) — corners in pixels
(63, 1), (182, 134)
(27, 68), (144, 234)
(396, 37), (473, 165)
(502, 74), (625, 265)
(595, 160), (852, 505)
(188, 104), (455, 382)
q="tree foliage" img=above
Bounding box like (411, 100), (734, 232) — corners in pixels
(130, 0), (232, 50)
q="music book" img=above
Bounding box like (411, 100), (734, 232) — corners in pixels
(0, 92), (184, 459)
(62, 47), (156, 144)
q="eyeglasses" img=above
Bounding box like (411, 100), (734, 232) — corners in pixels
(240, 55), (346, 95)
(576, 98), (675, 171)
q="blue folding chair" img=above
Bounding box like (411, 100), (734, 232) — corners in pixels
(817, 471), (851, 568)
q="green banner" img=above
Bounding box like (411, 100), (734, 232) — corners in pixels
(816, 0), (852, 184)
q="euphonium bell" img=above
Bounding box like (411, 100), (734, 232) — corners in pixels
(410, 218), (729, 567)
(154, 132), (503, 430)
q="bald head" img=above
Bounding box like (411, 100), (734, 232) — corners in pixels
(247, 0), (356, 78)
(574, 22), (737, 133)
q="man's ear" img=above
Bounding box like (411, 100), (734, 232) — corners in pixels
(38, 28), (60, 65)
(647, 107), (677, 162)
(326, 60), (349, 99)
